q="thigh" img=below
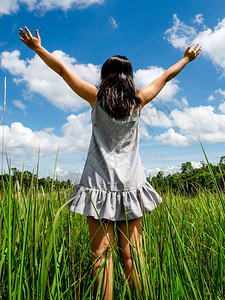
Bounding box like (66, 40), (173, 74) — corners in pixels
(116, 217), (143, 256)
(87, 217), (115, 255)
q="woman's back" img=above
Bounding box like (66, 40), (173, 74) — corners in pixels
(83, 100), (144, 191)
(67, 100), (162, 221)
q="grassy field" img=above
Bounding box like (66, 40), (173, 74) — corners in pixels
(0, 159), (225, 299)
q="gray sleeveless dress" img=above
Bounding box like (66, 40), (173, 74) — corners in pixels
(66, 100), (162, 221)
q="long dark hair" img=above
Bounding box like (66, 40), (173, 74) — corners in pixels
(97, 55), (141, 118)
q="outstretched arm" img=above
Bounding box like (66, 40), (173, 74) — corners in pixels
(19, 27), (97, 108)
(137, 44), (202, 109)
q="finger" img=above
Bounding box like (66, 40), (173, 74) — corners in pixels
(19, 28), (26, 35)
(19, 28), (25, 35)
(186, 44), (192, 51)
(35, 29), (40, 39)
(195, 49), (201, 57)
(193, 43), (199, 50)
(24, 26), (32, 37)
(19, 30), (27, 39)
(19, 37), (27, 44)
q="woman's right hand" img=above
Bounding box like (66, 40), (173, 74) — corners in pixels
(19, 26), (41, 51)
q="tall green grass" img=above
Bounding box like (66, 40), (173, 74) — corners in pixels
(0, 148), (224, 299)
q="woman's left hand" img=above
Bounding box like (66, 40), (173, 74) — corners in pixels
(19, 26), (41, 51)
(183, 44), (202, 62)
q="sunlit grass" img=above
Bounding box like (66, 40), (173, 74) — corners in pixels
(0, 147), (224, 299)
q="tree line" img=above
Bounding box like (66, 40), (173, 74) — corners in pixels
(0, 168), (72, 193)
(0, 156), (224, 194)
(149, 156), (225, 194)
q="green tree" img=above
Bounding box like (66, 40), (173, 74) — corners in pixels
(181, 162), (193, 174)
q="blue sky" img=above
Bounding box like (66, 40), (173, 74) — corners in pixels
(0, 0), (225, 180)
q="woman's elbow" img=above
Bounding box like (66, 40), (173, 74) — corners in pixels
(57, 67), (65, 77)
(162, 71), (171, 83)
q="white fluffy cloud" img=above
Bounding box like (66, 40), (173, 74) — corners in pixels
(143, 160), (203, 178)
(13, 99), (27, 111)
(164, 14), (197, 49)
(218, 102), (225, 113)
(139, 123), (152, 140)
(0, 0), (19, 15)
(155, 105), (225, 146)
(155, 128), (192, 146)
(46, 165), (83, 182)
(163, 165), (180, 175)
(0, 110), (92, 156)
(193, 19), (225, 74)
(208, 94), (215, 101)
(208, 89), (225, 102)
(215, 88), (225, 98)
(51, 166), (71, 181)
(44, 127), (55, 133)
(171, 105), (225, 136)
(0, 0), (104, 15)
(145, 165), (180, 178)
(140, 104), (172, 128)
(192, 14), (204, 25)
(165, 14), (225, 74)
(191, 161), (202, 169)
(0, 50), (101, 111)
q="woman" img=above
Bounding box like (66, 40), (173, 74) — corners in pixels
(19, 26), (201, 299)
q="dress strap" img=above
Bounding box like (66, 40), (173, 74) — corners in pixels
(95, 85), (107, 112)
(95, 85), (100, 92)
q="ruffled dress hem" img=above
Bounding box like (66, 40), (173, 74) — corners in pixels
(66, 181), (162, 221)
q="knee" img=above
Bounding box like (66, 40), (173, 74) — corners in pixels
(92, 240), (115, 262)
(91, 243), (115, 276)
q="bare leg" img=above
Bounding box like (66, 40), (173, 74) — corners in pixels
(117, 217), (143, 295)
(87, 216), (115, 300)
